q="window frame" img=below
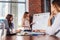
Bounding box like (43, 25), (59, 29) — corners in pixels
(44, 0), (50, 12)
(0, 0), (27, 13)
(0, 0), (29, 28)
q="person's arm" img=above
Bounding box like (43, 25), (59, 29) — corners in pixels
(11, 23), (14, 29)
(48, 14), (54, 26)
(22, 18), (25, 27)
(46, 14), (60, 35)
(48, 18), (52, 26)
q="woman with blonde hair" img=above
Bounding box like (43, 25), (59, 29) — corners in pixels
(46, 0), (60, 35)
(16, 12), (35, 33)
(48, 0), (60, 26)
(40, 0), (60, 35)
(22, 12), (31, 32)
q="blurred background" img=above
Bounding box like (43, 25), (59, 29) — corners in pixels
(0, 0), (51, 29)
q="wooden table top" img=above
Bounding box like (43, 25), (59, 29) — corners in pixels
(2, 35), (60, 40)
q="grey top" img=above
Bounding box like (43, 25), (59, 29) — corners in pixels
(0, 19), (14, 35)
(0, 19), (9, 29)
(51, 16), (55, 25)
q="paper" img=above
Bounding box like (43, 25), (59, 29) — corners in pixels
(32, 13), (50, 30)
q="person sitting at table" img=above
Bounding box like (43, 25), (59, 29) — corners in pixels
(22, 12), (35, 32)
(22, 12), (31, 32)
(41, 0), (60, 35)
(33, 0), (60, 35)
(48, 12), (55, 26)
(6, 14), (14, 35)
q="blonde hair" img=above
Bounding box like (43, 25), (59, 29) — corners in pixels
(52, 0), (60, 12)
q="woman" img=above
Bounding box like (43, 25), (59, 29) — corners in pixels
(6, 14), (14, 35)
(48, 0), (59, 26)
(22, 12), (34, 32)
(22, 12), (31, 31)
(45, 0), (60, 35)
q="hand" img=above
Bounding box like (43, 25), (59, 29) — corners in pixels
(33, 30), (40, 32)
(33, 30), (45, 33)
(16, 29), (22, 33)
(50, 13), (56, 19)
(30, 22), (35, 25)
(40, 30), (45, 33)
(49, 14), (54, 20)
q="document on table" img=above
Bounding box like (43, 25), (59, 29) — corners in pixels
(18, 31), (45, 36)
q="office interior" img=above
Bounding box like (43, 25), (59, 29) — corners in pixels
(0, 0), (60, 40)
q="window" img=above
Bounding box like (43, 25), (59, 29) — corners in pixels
(0, 0), (28, 29)
(18, 4), (25, 27)
(44, 0), (50, 12)
(18, 0), (29, 27)
(0, 0), (10, 18)
(51, 0), (53, 3)
(0, 0), (10, 1)
(18, 0), (25, 2)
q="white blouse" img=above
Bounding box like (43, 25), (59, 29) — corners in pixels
(46, 13), (60, 35)
(23, 19), (30, 30)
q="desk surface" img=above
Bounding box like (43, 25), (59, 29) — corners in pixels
(3, 35), (60, 40)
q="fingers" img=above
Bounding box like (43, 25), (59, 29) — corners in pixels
(33, 30), (45, 33)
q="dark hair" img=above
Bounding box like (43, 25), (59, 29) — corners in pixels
(6, 14), (13, 28)
(6, 14), (13, 21)
(23, 12), (29, 18)
(52, 0), (60, 7)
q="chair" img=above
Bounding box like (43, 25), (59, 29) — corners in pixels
(0, 18), (8, 39)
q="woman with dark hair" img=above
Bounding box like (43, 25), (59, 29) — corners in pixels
(6, 14), (14, 35)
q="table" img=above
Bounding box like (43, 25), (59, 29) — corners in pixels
(3, 35), (60, 40)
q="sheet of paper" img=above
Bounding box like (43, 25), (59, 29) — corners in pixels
(32, 13), (50, 30)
